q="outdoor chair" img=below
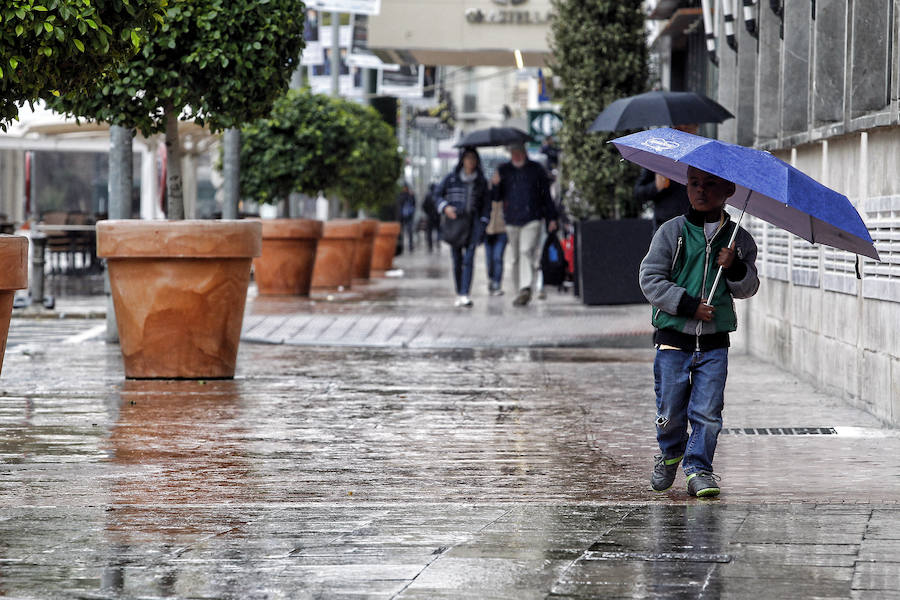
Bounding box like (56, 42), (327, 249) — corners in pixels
(40, 211), (72, 274)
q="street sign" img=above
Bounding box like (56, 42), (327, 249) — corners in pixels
(528, 109), (562, 142)
(315, 0), (381, 15)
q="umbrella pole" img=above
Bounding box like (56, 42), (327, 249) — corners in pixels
(705, 193), (750, 304)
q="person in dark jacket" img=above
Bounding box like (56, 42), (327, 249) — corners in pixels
(634, 124), (698, 230)
(634, 168), (691, 230)
(435, 147), (490, 307)
(397, 183), (416, 252)
(491, 143), (558, 306)
(422, 183), (440, 252)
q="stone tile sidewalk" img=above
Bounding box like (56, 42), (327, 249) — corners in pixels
(242, 251), (654, 349)
(0, 249), (897, 598)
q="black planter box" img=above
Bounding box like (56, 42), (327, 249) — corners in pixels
(577, 218), (654, 305)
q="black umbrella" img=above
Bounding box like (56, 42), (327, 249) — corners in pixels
(588, 90), (733, 132)
(454, 127), (533, 148)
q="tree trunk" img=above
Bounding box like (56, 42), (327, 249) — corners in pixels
(108, 126), (133, 219)
(106, 125), (133, 344)
(165, 107), (184, 219)
(223, 128), (241, 219)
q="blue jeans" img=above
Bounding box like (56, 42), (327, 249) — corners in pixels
(450, 240), (478, 295)
(484, 232), (508, 286)
(653, 347), (728, 475)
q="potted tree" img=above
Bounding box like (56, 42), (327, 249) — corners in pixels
(240, 90), (354, 295)
(334, 101), (404, 281)
(0, 1), (166, 373)
(240, 90), (402, 289)
(551, 0), (652, 305)
(52, 0), (306, 378)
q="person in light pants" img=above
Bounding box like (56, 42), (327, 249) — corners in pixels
(491, 143), (557, 306)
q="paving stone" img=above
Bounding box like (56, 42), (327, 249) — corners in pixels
(0, 252), (896, 597)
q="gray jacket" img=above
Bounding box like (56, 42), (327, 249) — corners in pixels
(639, 214), (760, 337)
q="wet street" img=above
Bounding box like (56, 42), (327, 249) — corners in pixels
(2, 251), (899, 598)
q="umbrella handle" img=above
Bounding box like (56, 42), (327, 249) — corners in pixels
(704, 192), (750, 305)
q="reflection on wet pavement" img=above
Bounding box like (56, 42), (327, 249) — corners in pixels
(0, 337), (896, 598)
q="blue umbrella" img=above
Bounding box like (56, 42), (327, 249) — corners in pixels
(611, 127), (879, 302)
(611, 127), (879, 260)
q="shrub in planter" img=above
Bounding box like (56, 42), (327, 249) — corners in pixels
(52, 1), (305, 379)
(240, 89), (403, 215)
(551, 0), (650, 304)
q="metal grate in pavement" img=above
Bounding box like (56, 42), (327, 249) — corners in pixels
(721, 427), (837, 435)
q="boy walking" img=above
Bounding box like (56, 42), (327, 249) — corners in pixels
(639, 166), (759, 497)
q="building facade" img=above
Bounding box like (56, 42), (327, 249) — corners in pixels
(701, 1), (900, 424)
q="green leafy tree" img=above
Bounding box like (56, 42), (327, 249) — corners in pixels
(550, 0), (648, 219)
(240, 90), (354, 205)
(239, 89), (402, 215)
(0, 0), (167, 128)
(335, 101), (403, 214)
(51, 0), (306, 218)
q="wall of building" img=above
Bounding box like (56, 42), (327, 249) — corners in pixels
(714, 2), (900, 425)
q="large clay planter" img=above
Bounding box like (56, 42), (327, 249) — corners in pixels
(370, 221), (401, 276)
(310, 220), (363, 290)
(97, 220), (262, 379)
(0, 236), (28, 376)
(253, 219), (323, 295)
(352, 219), (378, 280)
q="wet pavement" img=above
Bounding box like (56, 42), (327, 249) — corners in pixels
(1, 250), (899, 599)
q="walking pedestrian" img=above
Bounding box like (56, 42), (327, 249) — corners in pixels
(397, 183), (416, 252)
(483, 189), (507, 296)
(639, 166), (759, 498)
(422, 183), (441, 252)
(540, 135), (560, 172)
(634, 125), (697, 230)
(435, 147), (490, 307)
(491, 143), (558, 306)
(634, 168), (690, 230)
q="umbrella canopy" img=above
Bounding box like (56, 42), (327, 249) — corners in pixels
(454, 127), (533, 148)
(589, 90), (734, 132)
(610, 127), (879, 260)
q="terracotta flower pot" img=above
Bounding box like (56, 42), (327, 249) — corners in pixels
(352, 219), (379, 280)
(310, 219), (363, 290)
(0, 235), (29, 376)
(97, 220), (262, 379)
(370, 221), (401, 276)
(253, 219), (323, 295)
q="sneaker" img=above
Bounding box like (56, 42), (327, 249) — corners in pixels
(686, 471), (721, 498)
(455, 295), (473, 307)
(512, 287), (531, 306)
(488, 282), (505, 296)
(650, 454), (682, 492)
